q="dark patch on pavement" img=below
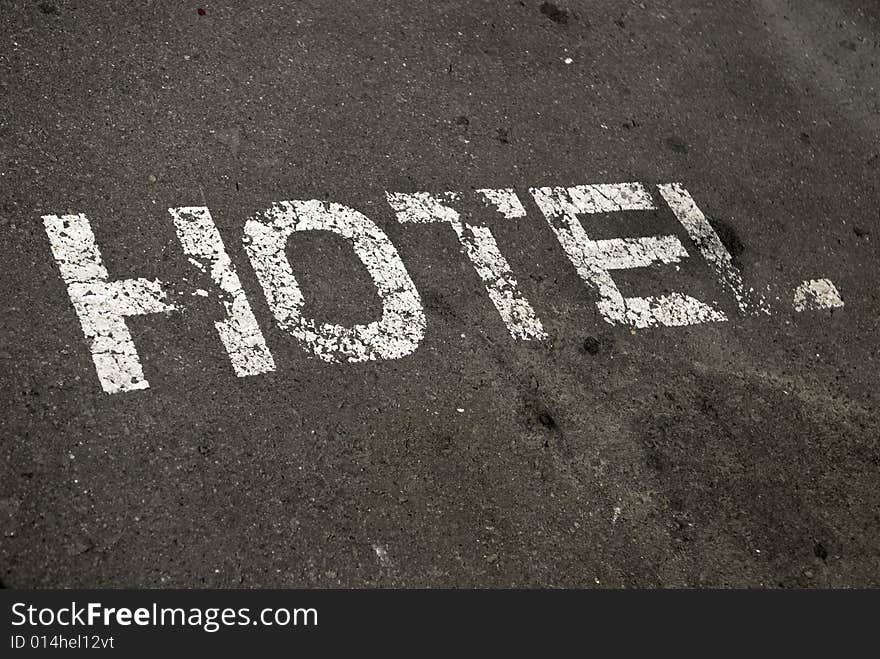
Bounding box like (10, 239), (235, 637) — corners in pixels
(665, 135), (689, 153)
(539, 2), (569, 25)
(709, 219), (746, 269)
(537, 411), (556, 429)
(581, 334), (615, 356)
(582, 336), (602, 355)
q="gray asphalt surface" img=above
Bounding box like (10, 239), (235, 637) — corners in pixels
(1, 0), (878, 587)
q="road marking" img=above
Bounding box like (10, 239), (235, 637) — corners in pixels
(42, 182), (844, 394)
(530, 182), (727, 327)
(386, 188), (546, 341)
(42, 214), (176, 393)
(793, 278), (844, 312)
(476, 187), (528, 220)
(657, 183), (770, 315)
(170, 206), (276, 377)
(243, 200), (425, 363)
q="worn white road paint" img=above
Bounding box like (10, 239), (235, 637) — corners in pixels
(476, 187), (528, 220)
(44, 182), (845, 394)
(170, 206), (276, 377)
(386, 189), (546, 341)
(658, 183), (770, 315)
(42, 214), (176, 393)
(793, 278), (844, 311)
(243, 200), (425, 363)
(530, 183), (726, 327)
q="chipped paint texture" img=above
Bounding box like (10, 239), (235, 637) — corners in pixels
(793, 278), (844, 311)
(530, 183), (726, 327)
(42, 213), (176, 393)
(386, 189), (546, 341)
(476, 187), (528, 219)
(658, 183), (770, 315)
(244, 200), (425, 363)
(170, 206), (276, 377)
(44, 183), (846, 394)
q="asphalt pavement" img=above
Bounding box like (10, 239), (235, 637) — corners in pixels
(1, 0), (878, 587)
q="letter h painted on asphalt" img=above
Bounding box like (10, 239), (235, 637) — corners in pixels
(42, 208), (274, 393)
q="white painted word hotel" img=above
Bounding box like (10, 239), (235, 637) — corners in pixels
(42, 182), (843, 394)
